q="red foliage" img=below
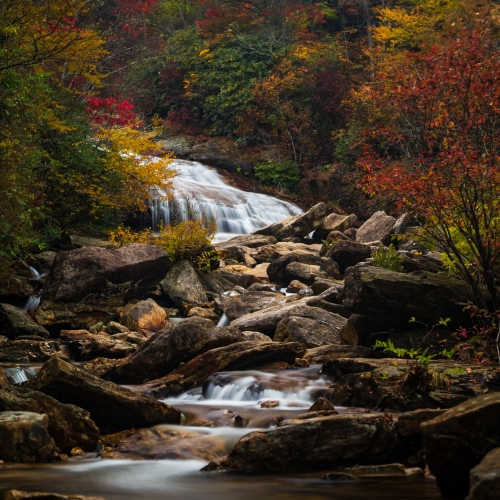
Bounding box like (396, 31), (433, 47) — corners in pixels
(85, 96), (140, 127)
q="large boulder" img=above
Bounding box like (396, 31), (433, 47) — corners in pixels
(341, 265), (474, 344)
(274, 312), (345, 348)
(80, 335), (140, 360)
(0, 386), (99, 453)
(29, 358), (181, 433)
(160, 260), (208, 312)
(0, 340), (69, 362)
(422, 392), (500, 497)
(36, 244), (170, 328)
(314, 213), (357, 240)
(203, 414), (398, 472)
(356, 211), (396, 245)
(322, 241), (371, 274)
(303, 345), (372, 364)
(250, 242), (322, 263)
(115, 317), (254, 383)
(118, 298), (167, 334)
(139, 341), (306, 398)
(0, 411), (60, 462)
(468, 447), (500, 500)
(230, 299), (346, 337)
(0, 303), (50, 339)
(253, 203), (326, 241)
(223, 291), (285, 321)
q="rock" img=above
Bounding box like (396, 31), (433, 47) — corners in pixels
(29, 358), (181, 433)
(224, 263), (270, 284)
(422, 392), (500, 497)
(314, 213), (358, 240)
(304, 345), (372, 364)
(0, 340), (69, 362)
(286, 280), (309, 293)
(311, 280), (340, 295)
(36, 244), (170, 329)
(187, 307), (220, 322)
(0, 303), (50, 339)
(217, 269), (254, 288)
(27, 250), (58, 271)
(322, 241), (371, 274)
(60, 330), (92, 341)
(203, 414), (398, 472)
(139, 341), (306, 398)
(468, 447), (500, 500)
(261, 401), (279, 408)
(0, 367), (11, 388)
(160, 260), (208, 312)
(251, 242), (322, 263)
(231, 299), (347, 337)
(80, 335), (139, 360)
(341, 265), (475, 344)
(0, 386), (99, 453)
(118, 298), (167, 334)
(0, 273), (34, 299)
(393, 213), (411, 234)
(253, 203), (326, 241)
(309, 397), (334, 412)
(104, 321), (129, 334)
(398, 251), (444, 274)
(215, 234), (277, 250)
(343, 463), (407, 478)
(326, 358), (500, 412)
(344, 228), (357, 240)
(0, 411), (60, 462)
(115, 317), (254, 383)
(274, 313), (344, 348)
(356, 211), (396, 245)
(4, 492), (105, 500)
(223, 291), (285, 321)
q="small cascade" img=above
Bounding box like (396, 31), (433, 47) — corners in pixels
(150, 160), (303, 241)
(23, 266), (44, 312)
(216, 313), (229, 327)
(3, 365), (39, 384)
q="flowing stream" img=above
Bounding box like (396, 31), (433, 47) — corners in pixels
(0, 365), (441, 499)
(150, 160), (303, 241)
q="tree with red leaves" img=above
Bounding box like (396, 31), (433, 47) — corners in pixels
(360, 28), (500, 310)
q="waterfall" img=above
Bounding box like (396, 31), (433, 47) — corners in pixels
(150, 160), (303, 242)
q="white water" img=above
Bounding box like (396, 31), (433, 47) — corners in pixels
(2, 364), (39, 384)
(150, 160), (303, 241)
(23, 266), (44, 312)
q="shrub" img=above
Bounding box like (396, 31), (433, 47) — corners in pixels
(109, 219), (217, 264)
(371, 244), (403, 272)
(254, 159), (301, 192)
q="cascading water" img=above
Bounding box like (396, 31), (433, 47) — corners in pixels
(150, 160), (303, 241)
(23, 266), (44, 312)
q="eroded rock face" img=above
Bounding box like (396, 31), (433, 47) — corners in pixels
(0, 386), (99, 453)
(253, 203), (326, 241)
(274, 313), (345, 348)
(36, 244), (170, 328)
(118, 298), (167, 334)
(342, 265), (474, 343)
(139, 341), (306, 398)
(223, 291), (285, 321)
(0, 303), (50, 339)
(203, 414), (398, 472)
(468, 447), (500, 500)
(356, 211), (396, 245)
(422, 392), (500, 498)
(29, 358), (181, 433)
(160, 260), (208, 311)
(0, 411), (60, 462)
(115, 317), (254, 383)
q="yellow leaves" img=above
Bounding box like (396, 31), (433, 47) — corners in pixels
(199, 48), (214, 59)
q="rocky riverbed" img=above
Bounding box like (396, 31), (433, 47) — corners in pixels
(0, 204), (499, 500)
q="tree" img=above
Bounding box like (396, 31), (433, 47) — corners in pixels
(359, 28), (500, 310)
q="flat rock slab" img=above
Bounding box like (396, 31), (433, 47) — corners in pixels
(250, 242), (322, 263)
(29, 358), (181, 433)
(422, 392), (500, 497)
(0, 386), (99, 453)
(304, 345), (372, 364)
(223, 291), (286, 321)
(203, 414), (398, 472)
(139, 341), (306, 398)
(0, 340), (69, 362)
(356, 211), (395, 245)
(325, 358), (500, 412)
(0, 411), (60, 462)
(4, 492), (106, 500)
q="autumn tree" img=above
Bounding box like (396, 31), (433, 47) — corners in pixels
(360, 28), (500, 310)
